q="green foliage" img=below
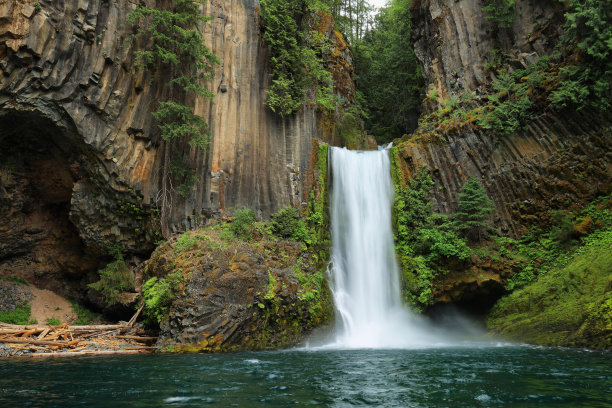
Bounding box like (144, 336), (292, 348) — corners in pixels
(482, 0), (515, 28)
(229, 208), (257, 241)
(390, 153), (471, 309)
(127, 1), (219, 202)
(417, 228), (472, 261)
(270, 207), (309, 242)
(352, 0), (423, 143)
(259, 0), (307, 115)
(306, 144), (329, 248)
(550, 0), (612, 111)
(153, 101), (211, 148)
(142, 270), (183, 324)
(88, 244), (134, 306)
(259, 0), (362, 123)
(45, 317), (61, 326)
(168, 156), (199, 198)
(506, 194), (611, 290)
(487, 227), (612, 349)
(71, 303), (99, 325)
(175, 231), (200, 252)
(33, 2), (42, 13)
(451, 177), (494, 242)
(0, 303), (31, 325)
(294, 267), (329, 321)
(477, 71), (533, 135)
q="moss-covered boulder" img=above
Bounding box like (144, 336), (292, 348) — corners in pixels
(145, 227), (333, 352)
(486, 228), (612, 349)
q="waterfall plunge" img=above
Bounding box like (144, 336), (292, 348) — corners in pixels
(327, 147), (439, 348)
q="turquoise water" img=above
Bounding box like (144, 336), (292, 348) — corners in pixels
(0, 346), (610, 407)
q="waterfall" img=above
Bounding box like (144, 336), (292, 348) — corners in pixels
(327, 146), (437, 348)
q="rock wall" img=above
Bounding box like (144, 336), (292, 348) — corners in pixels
(405, 0), (612, 236)
(397, 110), (611, 237)
(0, 0), (354, 292)
(411, 0), (564, 103)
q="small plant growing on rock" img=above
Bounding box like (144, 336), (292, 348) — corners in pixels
(142, 270), (183, 324)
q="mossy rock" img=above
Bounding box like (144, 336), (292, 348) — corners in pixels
(487, 229), (612, 349)
(146, 228), (334, 352)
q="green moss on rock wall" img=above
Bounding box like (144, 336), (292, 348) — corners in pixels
(487, 227), (612, 349)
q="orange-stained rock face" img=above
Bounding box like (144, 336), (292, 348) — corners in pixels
(0, 0), (357, 256)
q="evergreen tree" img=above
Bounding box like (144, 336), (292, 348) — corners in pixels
(452, 177), (494, 242)
(127, 0), (219, 235)
(352, 0), (423, 143)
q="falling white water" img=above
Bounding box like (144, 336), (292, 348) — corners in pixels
(326, 147), (443, 348)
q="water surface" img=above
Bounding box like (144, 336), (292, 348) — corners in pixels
(1, 346), (609, 407)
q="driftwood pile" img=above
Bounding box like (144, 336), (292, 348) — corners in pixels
(0, 309), (157, 357)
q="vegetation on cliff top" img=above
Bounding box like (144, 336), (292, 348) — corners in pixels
(353, 0), (423, 143)
(142, 219), (333, 350)
(400, 0), (611, 143)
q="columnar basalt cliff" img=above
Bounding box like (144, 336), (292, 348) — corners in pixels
(392, 0), (612, 319)
(411, 0), (564, 102)
(406, 0), (611, 237)
(0, 0), (355, 297)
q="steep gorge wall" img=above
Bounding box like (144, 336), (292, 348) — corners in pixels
(0, 0), (348, 293)
(407, 0), (611, 236)
(411, 0), (564, 102)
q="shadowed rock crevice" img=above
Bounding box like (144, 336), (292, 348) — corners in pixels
(0, 109), (103, 298)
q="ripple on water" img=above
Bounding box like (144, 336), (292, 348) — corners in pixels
(0, 346), (610, 407)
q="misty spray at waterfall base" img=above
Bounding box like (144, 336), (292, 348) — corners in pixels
(312, 146), (485, 349)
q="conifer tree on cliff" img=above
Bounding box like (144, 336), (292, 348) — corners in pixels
(452, 177), (494, 242)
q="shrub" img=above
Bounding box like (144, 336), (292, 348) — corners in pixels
(71, 303), (99, 325)
(270, 207), (309, 241)
(175, 231), (200, 253)
(142, 270), (183, 324)
(482, 0), (515, 28)
(259, 0), (307, 115)
(45, 317), (61, 326)
(0, 303), (32, 325)
(477, 71), (533, 135)
(88, 245), (134, 306)
(451, 177), (494, 242)
(230, 208), (257, 240)
(127, 1), (219, 204)
(550, 0), (612, 111)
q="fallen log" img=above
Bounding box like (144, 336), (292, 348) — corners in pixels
(69, 325), (128, 331)
(37, 328), (50, 340)
(0, 337), (79, 347)
(28, 350), (149, 358)
(115, 335), (158, 342)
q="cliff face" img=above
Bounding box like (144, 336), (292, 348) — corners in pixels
(411, 0), (564, 103)
(406, 0), (611, 237)
(0, 0), (352, 295)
